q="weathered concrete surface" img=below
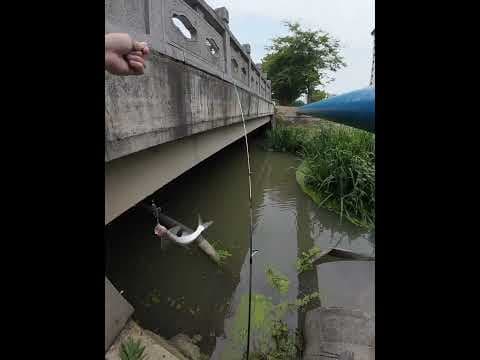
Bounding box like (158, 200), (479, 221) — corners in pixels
(169, 334), (202, 360)
(105, 52), (272, 162)
(105, 0), (274, 163)
(106, 320), (188, 360)
(275, 106), (321, 124)
(105, 0), (273, 96)
(105, 0), (274, 225)
(105, 277), (134, 351)
(303, 307), (375, 360)
(105, 115), (270, 224)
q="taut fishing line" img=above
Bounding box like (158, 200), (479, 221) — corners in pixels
(234, 84), (255, 360)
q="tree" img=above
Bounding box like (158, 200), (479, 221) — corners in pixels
(309, 89), (329, 103)
(262, 22), (345, 105)
(292, 99), (305, 107)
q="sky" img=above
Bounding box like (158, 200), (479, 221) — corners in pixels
(207, 0), (375, 95)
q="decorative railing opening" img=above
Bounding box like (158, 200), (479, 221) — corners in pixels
(205, 38), (219, 56)
(172, 14), (196, 40)
(232, 58), (239, 73)
(241, 67), (247, 80)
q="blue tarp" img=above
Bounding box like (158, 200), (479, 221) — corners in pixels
(298, 87), (375, 133)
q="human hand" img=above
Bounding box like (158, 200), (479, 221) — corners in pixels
(154, 224), (168, 237)
(105, 33), (150, 76)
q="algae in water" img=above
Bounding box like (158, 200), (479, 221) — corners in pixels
(266, 266), (290, 295)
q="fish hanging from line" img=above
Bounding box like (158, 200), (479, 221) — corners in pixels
(154, 214), (213, 245)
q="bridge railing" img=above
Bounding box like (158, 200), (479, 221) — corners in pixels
(105, 0), (272, 101)
(105, 0), (274, 162)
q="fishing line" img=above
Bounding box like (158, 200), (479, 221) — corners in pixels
(234, 84), (255, 360)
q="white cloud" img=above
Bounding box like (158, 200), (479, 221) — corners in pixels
(206, 0), (375, 94)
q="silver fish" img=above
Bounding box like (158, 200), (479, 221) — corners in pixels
(155, 215), (213, 245)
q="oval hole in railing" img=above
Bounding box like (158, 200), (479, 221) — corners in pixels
(205, 38), (219, 56)
(231, 58), (239, 73)
(241, 67), (247, 79)
(172, 14), (196, 39)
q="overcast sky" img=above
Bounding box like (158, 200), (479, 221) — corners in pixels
(207, 0), (374, 95)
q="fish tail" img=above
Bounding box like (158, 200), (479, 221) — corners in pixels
(198, 214), (213, 231)
(202, 220), (213, 230)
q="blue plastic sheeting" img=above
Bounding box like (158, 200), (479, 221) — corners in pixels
(297, 87), (375, 133)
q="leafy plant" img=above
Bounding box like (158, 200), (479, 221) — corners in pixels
(217, 249), (232, 264)
(120, 337), (148, 360)
(266, 266), (290, 295)
(296, 246), (322, 273)
(293, 292), (322, 311)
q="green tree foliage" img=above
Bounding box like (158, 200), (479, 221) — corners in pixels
(262, 22), (345, 105)
(309, 89), (329, 103)
(291, 99), (305, 107)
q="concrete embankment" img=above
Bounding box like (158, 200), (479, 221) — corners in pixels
(303, 307), (375, 360)
(106, 320), (207, 360)
(275, 106), (324, 125)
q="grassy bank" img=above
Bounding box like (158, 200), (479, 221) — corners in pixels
(266, 120), (375, 229)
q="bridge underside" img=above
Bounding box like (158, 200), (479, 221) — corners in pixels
(105, 116), (270, 224)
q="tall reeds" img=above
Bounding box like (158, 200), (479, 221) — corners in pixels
(266, 122), (375, 229)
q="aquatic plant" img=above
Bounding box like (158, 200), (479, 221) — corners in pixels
(248, 320), (299, 360)
(266, 266), (290, 295)
(147, 289), (161, 305)
(293, 292), (322, 311)
(221, 293), (277, 359)
(266, 122), (375, 229)
(222, 271), (323, 359)
(296, 246), (322, 273)
(217, 249), (232, 264)
(120, 337), (148, 360)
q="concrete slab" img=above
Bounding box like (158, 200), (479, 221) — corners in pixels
(105, 277), (134, 351)
(106, 320), (187, 360)
(303, 307), (375, 360)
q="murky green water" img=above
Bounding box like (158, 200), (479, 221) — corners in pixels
(106, 131), (374, 358)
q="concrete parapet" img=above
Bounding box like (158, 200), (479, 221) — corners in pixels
(105, 0), (273, 163)
(214, 6), (229, 24)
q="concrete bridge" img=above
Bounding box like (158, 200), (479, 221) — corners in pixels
(105, 0), (274, 353)
(105, 0), (274, 225)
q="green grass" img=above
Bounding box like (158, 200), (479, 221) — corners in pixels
(264, 125), (311, 154)
(266, 121), (375, 229)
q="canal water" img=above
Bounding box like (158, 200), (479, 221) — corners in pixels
(105, 129), (375, 358)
